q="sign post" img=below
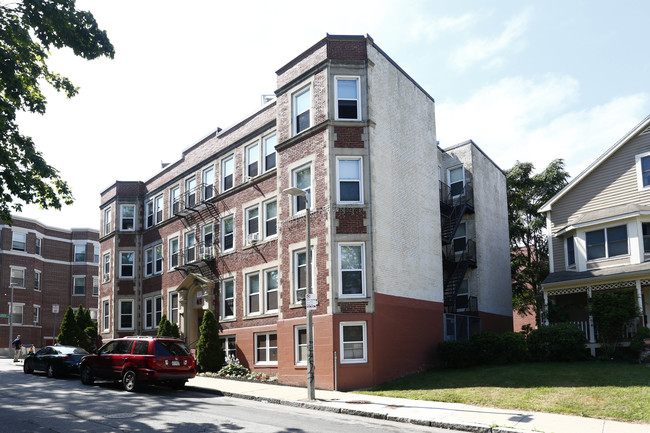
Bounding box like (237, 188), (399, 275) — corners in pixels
(52, 304), (59, 344)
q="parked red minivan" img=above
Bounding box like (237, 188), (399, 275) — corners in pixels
(80, 336), (196, 391)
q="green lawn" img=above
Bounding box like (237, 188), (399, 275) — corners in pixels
(361, 362), (650, 423)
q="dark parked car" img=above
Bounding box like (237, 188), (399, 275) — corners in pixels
(23, 345), (90, 378)
(79, 336), (196, 391)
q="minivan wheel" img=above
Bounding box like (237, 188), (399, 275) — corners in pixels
(122, 370), (138, 392)
(80, 365), (94, 385)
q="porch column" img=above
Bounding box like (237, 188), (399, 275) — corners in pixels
(587, 286), (596, 344)
(636, 280), (645, 325)
(543, 291), (549, 326)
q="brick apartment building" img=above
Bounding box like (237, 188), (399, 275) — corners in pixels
(99, 34), (512, 390)
(1, 216), (99, 348)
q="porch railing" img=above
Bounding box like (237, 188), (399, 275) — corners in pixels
(562, 318), (642, 342)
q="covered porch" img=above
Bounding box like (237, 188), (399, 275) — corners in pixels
(169, 273), (216, 349)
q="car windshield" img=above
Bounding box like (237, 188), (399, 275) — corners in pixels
(56, 346), (90, 355)
(154, 341), (190, 356)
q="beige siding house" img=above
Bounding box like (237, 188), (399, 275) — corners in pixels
(540, 114), (650, 355)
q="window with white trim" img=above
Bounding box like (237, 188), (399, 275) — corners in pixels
(643, 223), (650, 255)
(291, 164), (311, 214)
(154, 295), (162, 328)
(222, 156), (234, 192)
(263, 133), (277, 171)
(169, 292), (179, 323)
(34, 270), (41, 291)
(186, 176), (197, 208)
(295, 326), (307, 365)
(453, 223), (467, 253)
(566, 236), (576, 268)
(246, 141), (259, 178)
(221, 278), (235, 319)
(120, 251), (134, 278)
(247, 273), (260, 315)
(102, 252), (111, 282)
(293, 248), (313, 302)
(145, 199), (154, 228)
(246, 206), (259, 244)
(154, 244), (163, 274)
(144, 297), (154, 329)
(33, 305), (40, 326)
(255, 332), (278, 365)
(201, 224), (214, 258)
(293, 86), (311, 135)
(264, 199), (277, 238)
(154, 194), (163, 224)
(203, 166), (214, 200)
(340, 322), (367, 363)
(221, 335), (237, 359)
(10, 267), (25, 287)
(73, 276), (85, 296)
(265, 268), (278, 313)
(94, 246), (100, 263)
(636, 152), (650, 190)
(104, 208), (112, 235)
(120, 204), (135, 231)
(145, 247), (153, 276)
(92, 276), (98, 296)
(586, 225), (628, 260)
(456, 279), (470, 310)
(169, 237), (179, 268)
(339, 243), (365, 297)
(335, 76), (361, 120)
(337, 157), (363, 204)
(35, 237), (42, 255)
(118, 299), (134, 330)
(448, 166), (465, 197)
(9, 303), (24, 325)
(185, 231), (196, 263)
(102, 300), (110, 332)
(222, 216), (234, 252)
(12, 232), (26, 251)
(74, 244), (86, 262)
(170, 186), (180, 216)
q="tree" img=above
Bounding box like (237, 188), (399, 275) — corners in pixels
(196, 310), (224, 372)
(157, 314), (172, 337)
(170, 321), (180, 339)
(589, 291), (640, 358)
(75, 305), (97, 351)
(57, 305), (80, 346)
(0, 0), (114, 224)
(507, 159), (570, 325)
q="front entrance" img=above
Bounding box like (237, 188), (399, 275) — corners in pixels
(170, 273), (215, 350)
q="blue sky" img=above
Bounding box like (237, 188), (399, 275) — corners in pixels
(16, 0), (650, 229)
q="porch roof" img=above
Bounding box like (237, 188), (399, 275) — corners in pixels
(543, 261), (650, 290)
(556, 203), (650, 235)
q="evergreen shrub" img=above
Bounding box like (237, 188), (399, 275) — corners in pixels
(527, 322), (588, 361)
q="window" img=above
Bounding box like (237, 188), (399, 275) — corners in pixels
(155, 194), (163, 224)
(294, 326), (308, 365)
(335, 76), (361, 120)
(339, 243), (365, 297)
(92, 277), (99, 296)
(186, 177), (197, 208)
(120, 251), (134, 278)
(145, 248), (154, 276)
(33, 305), (40, 326)
(566, 236), (576, 267)
(103, 252), (111, 282)
(337, 157), (362, 203)
(292, 164), (312, 214)
(34, 271), (41, 291)
(10, 267), (25, 287)
(340, 322), (367, 363)
(154, 244), (163, 274)
(169, 237), (179, 268)
(246, 206), (259, 244)
(94, 246), (100, 263)
(73, 277), (85, 295)
(246, 142), (259, 178)
(448, 166), (465, 197)
(222, 216), (234, 252)
(145, 199), (154, 228)
(102, 300), (110, 332)
(265, 269), (278, 313)
(185, 232), (196, 263)
(636, 152), (650, 189)
(453, 223), (467, 253)
(74, 245), (86, 262)
(203, 166), (214, 200)
(35, 238), (42, 255)
(119, 299), (134, 330)
(144, 298), (154, 329)
(170, 186), (180, 216)
(10, 303), (24, 325)
(202, 224), (214, 257)
(221, 336), (237, 359)
(169, 292), (179, 323)
(293, 87), (311, 134)
(222, 156), (234, 192)
(456, 279), (470, 310)
(586, 225), (628, 260)
(264, 199), (277, 238)
(12, 232), (26, 251)
(643, 223), (650, 254)
(104, 208), (112, 235)
(247, 273), (260, 315)
(154, 296), (162, 328)
(294, 249), (313, 302)
(263, 133), (277, 171)
(255, 333), (278, 364)
(221, 279), (235, 319)
(120, 204), (135, 231)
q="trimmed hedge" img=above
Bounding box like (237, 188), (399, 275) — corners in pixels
(527, 322), (588, 362)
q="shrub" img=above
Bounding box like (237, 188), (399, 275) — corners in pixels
(500, 331), (529, 364)
(470, 332), (505, 365)
(589, 291), (640, 358)
(527, 323), (588, 362)
(437, 338), (475, 368)
(629, 326), (650, 360)
(217, 355), (250, 377)
(196, 310), (224, 372)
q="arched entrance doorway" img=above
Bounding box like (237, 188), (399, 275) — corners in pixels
(170, 273), (215, 349)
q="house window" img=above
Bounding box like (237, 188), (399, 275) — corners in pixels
(566, 236), (576, 267)
(337, 157), (362, 203)
(295, 326), (307, 365)
(222, 216), (234, 252)
(170, 186), (180, 216)
(221, 335), (237, 359)
(222, 156), (234, 192)
(154, 244), (163, 274)
(74, 245), (86, 262)
(636, 152), (650, 189)
(221, 279), (235, 319)
(265, 268), (278, 313)
(33, 305), (40, 326)
(643, 223), (650, 255)
(203, 166), (214, 200)
(264, 199), (277, 238)
(169, 292), (179, 323)
(255, 332), (278, 364)
(339, 243), (365, 297)
(104, 208), (112, 235)
(247, 273), (260, 315)
(92, 276), (98, 296)
(202, 224), (213, 258)
(12, 232), (26, 251)
(246, 142), (259, 178)
(120, 204), (135, 231)
(186, 177), (197, 208)
(340, 322), (367, 363)
(10, 303), (24, 325)
(292, 164), (311, 214)
(169, 237), (179, 268)
(453, 223), (467, 253)
(263, 133), (277, 171)
(456, 279), (470, 310)
(34, 271), (41, 291)
(294, 248), (313, 302)
(586, 225), (628, 260)
(120, 251), (134, 278)
(102, 253), (111, 282)
(293, 86), (311, 134)
(119, 299), (134, 330)
(10, 267), (25, 287)
(73, 276), (85, 295)
(246, 206), (259, 244)
(155, 194), (163, 224)
(35, 238), (41, 255)
(102, 300), (110, 332)
(185, 232), (196, 263)
(154, 296), (162, 328)
(94, 246), (100, 263)
(448, 166), (465, 197)
(145, 248), (153, 276)
(335, 76), (361, 120)
(144, 298), (154, 329)
(145, 199), (154, 228)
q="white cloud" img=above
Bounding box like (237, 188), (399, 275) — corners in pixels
(408, 13), (477, 42)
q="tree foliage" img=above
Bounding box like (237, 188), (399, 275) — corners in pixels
(0, 0), (114, 224)
(196, 310), (224, 372)
(506, 159), (570, 323)
(589, 291), (640, 358)
(57, 305), (80, 345)
(75, 305), (98, 351)
(157, 314), (172, 337)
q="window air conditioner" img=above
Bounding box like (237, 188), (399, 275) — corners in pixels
(247, 233), (259, 244)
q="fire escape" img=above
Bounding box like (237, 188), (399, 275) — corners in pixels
(440, 171), (477, 314)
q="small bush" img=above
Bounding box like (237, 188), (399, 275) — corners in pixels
(217, 356), (250, 377)
(629, 326), (650, 360)
(500, 331), (529, 364)
(437, 338), (475, 368)
(438, 331), (529, 368)
(527, 323), (588, 362)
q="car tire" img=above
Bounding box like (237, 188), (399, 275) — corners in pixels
(47, 364), (56, 378)
(80, 365), (94, 385)
(122, 370), (138, 392)
(23, 360), (33, 374)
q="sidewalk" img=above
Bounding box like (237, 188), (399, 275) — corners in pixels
(187, 375), (650, 433)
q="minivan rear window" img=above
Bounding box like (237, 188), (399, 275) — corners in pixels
(154, 341), (190, 356)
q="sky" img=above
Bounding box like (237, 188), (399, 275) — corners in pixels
(15, 0), (650, 230)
